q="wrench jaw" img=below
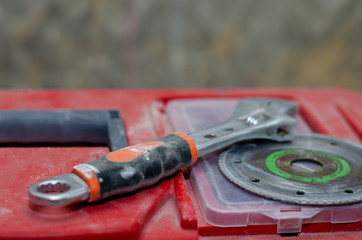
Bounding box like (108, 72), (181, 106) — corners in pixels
(28, 173), (90, 212)
(261, 114), (297, 142)
(234, 98), (298, 142)
(231, 98), (298, 120)
(189, 98), (298, 157)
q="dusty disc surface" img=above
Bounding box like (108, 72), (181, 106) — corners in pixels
(218, 134), (362, 205)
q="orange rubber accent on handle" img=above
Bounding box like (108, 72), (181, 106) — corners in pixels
(173, 132), (198, 164)
(72, 165), (101, 202)
(106, 142), (164, 162)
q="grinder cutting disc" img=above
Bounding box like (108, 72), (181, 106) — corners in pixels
(218, 134), (362, 205)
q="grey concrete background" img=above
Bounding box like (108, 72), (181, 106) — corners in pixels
(0, 0), (361, 90)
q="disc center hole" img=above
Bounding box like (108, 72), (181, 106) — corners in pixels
(291, 159), (323, 172)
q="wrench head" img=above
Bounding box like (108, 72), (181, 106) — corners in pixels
(189, 98), (298, 157)
(231, 98), (298, 120)
(231, 98), (298, 141)
(28, 173), (90, 212)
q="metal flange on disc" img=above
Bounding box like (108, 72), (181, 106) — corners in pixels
(218, 134), (362, 205)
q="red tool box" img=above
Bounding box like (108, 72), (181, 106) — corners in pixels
(0, 89), (361, 240)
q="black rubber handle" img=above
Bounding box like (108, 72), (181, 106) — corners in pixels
(72, 133), (197, 201)
(0, 110), (127, 151)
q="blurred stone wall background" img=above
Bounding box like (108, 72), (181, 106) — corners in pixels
(0, 0), (361, 90)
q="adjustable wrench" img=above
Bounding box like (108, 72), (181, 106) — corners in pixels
(28, 98), (297, 209)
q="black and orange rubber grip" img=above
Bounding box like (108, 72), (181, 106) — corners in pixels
(72, 132), (197, 202)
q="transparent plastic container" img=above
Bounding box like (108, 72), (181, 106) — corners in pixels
(166, 98), (362, 234)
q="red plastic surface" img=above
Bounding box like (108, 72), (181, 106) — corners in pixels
(0, 89), (361, 239)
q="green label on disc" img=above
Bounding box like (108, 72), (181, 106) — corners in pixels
(265, 149), (350, 183)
